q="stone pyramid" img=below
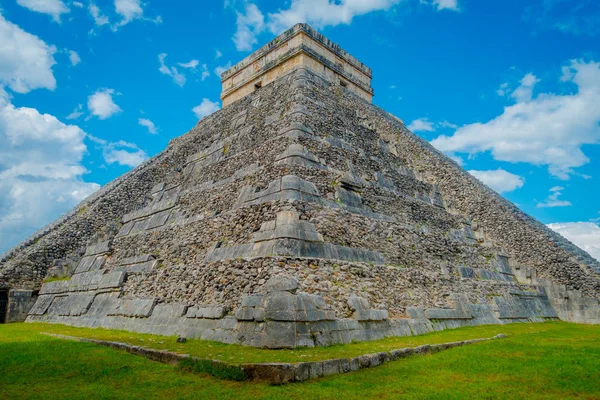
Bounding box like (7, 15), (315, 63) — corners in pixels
(2, 24), (599, 346)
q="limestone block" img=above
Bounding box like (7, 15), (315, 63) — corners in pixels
(326, 136), (355, 152)
(241, 293), (265, 307)
(263, 276), (299, 293)
(335, 187), (363, 208)
(109, 298), (157, 318)
(151, 303), (187, 318)
(281, 175), (320, 196)
(98, 271), (126, 290)
(28, 295), (55, 315)
(56, 293), (96, 316)
(114, 260), (158, 274)
(122, 198), (178, 223)
(348, 296), (370, 311)
(186, 306), (227, 319)
(85, 241), (111, 256)
(145, 210), (171, 230)
(150, 182), (166, 194)
(264, 321), (297, 348)
(458, 266), (475, 279)
(74, 256), (97, 274)
(116, 221), (135, 238)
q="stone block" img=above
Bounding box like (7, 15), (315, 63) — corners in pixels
(28, 295), (55, 315)
(263, 276), (299, 293)
(264, 321), (296, 349)
(186, 306), (227, 319)
(85, 241), (111, 256)
(348, 296), (370, 311)
(151, 303), (187, 318)
(458, 266), (475, 279)
(109, 298), (157, 318)
(74, 256), (98, 274)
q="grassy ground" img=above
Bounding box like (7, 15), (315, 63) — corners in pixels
(1, 321), (599, 399)
(16, 321), (566, 364)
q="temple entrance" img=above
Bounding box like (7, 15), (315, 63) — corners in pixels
(0, 290), (8, 323)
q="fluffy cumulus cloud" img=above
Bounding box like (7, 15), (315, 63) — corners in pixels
(468, 169), (525, 194)
(69, 50), (81, 66)
(0, 13), (57, 93)
(138, 118), (157, 134)
(431, 60), (600, 179)
(232, 0), (454, 52)
(192, 98), (220, 119)
(536, 186), (572, 208)
(102, 141), (148, 167)
(89, 2), (110, 26)
(87, 88), (122, 119)
(0, 92), (100, 255)
(267, 0), (402, 34)
(430, 0), (459, 11)
(16, 0), (70, 23)
(408, 118), (435, 132)
(233, 3), (265, 51)
(548, 222), (600, 261)
(114, 0), (144, 25)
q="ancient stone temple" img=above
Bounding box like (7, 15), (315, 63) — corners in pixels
(1, 24), (599, 346)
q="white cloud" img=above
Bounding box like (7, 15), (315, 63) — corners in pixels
(547, 222), (600, 261)
(408, 118), (457, 132)
(114, 0), (143, 26)
(431, 0), (459, 11)
(431, 60), (600, 179)
(468, 169), (525, 194)
(234, 3), (265, 51)
(215, 49), (223, 59)
(214, 61), (232, 77)
(102, 140), (148, 167)
(408, 118), (435, 132)
(87, 88), (122, 119)
(89, 0), (161, 31)
(178, 59), (199, 69)
(536, 186), (572, 208)
(0, 13), (57, 93)
(511, 73), (539, 102)
(158, 53), (186, 87)
(0, 93), (99, 255)
(89, 2), (109, 26)
(266, 0), (402, 35)
(192, 98), (220, 119)
(16, 0), (70, 23)
(114, 0), (162, 29)
(69, 50), (81, 66)
(200, 64), (210, 81)
(73, 2), (83, 8)
(66, 104), (83, 120)
(138, 118), (157, 134)
(497, 82), (509, 96)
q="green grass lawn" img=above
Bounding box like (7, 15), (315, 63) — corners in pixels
(1, 321), (599, 399)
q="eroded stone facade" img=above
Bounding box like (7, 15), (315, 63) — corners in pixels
(2, 26), (598, 340)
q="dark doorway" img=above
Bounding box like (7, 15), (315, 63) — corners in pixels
(0, 290), (8, 323)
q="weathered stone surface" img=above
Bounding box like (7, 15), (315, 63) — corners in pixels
(263, 276), (299, 293)
(8, 25), (600, 350)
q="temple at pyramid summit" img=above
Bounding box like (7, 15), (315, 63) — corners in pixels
(0, 24), (598, 346)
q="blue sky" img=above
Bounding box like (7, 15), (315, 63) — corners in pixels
(0, 0), (599, 258)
